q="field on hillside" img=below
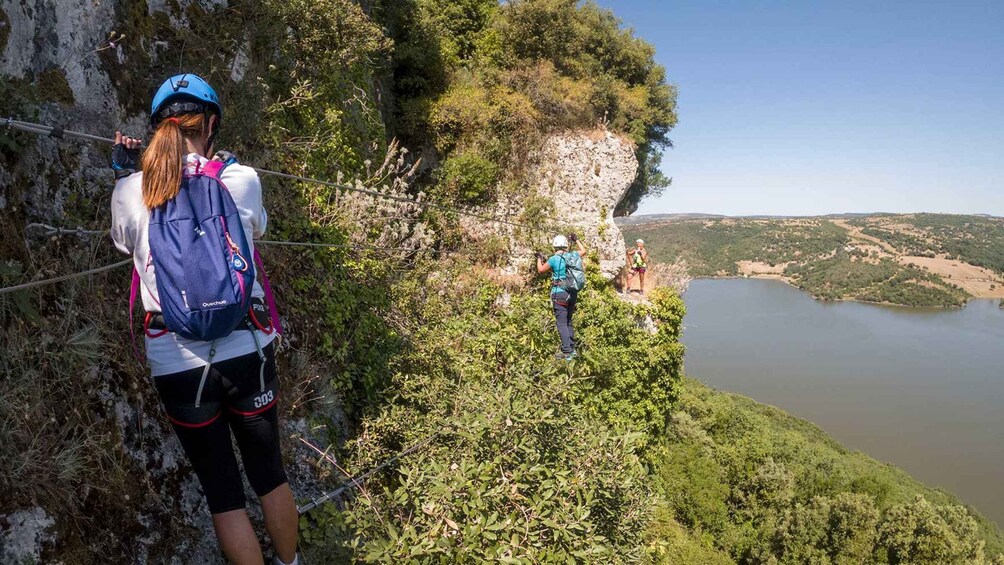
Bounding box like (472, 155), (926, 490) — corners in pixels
(621, 214), (1004, 308)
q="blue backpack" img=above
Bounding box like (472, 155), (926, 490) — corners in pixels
(147, 160), (255, 340)
(559, 252), (586, 292)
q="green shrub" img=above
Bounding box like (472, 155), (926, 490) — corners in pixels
(301, 272), (688, 562)
(773, 493), (879, 564)
(436, 150), (501, 204)
(651, 442), (729, 534)
(878, 495), (988, 564)
(650, 378), (1004, 563)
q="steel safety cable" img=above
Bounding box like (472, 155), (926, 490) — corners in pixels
(26, 223), (106, 237)
(0, 259), (132, 295)
(4, 117), (562, 232)
(27, 225), (476, 256)
(297, 433), (438, 515)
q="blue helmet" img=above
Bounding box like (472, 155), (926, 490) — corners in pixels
(150, 74), (222, 127)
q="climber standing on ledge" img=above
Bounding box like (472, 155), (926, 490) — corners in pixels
(625, 238), (648, 295)
(537, 234), (587, 361)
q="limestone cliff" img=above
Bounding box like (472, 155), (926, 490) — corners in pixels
(494, 130), (638, 280)
(533, 131), (637, 279)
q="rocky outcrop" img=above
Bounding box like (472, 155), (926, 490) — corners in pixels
(532, 131), (637, 279)
(493, 130), (638, 280)
(0, 0), (246, 223)
(0, 507), (55, 563)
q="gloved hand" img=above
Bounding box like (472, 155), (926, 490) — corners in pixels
(112, 131), (142, 180)
(535, 251), (546, 262)
(568, 233), (578, 243)
(212, 150), (239, 166)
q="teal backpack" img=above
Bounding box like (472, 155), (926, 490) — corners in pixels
(559, 253), (586, 292)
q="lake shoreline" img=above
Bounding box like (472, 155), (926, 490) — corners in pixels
(621, 213), (1004, 309)
(682, 278), (1004, 525)
(688, 274), (981, 310)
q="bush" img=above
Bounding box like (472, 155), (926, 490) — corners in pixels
(390, 0), (677, 207)
(436, 150), (502, 204)
(773, 493), (879, 564)
(301, 271), (688, 562)
(649, 378), (1004, 563)
(878, 495), (988, 564)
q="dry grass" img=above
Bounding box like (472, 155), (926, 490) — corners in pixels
(0, 276), (131, 515)
(897, 255), (1004, 298)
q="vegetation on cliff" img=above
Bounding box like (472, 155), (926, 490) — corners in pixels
(2, 1), (1002, 562)
(652, 378), (1004, 563)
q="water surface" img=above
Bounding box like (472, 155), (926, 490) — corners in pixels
(682, 278), (1004, 524)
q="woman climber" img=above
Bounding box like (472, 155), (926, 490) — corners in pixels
(110, 73), (300, 565)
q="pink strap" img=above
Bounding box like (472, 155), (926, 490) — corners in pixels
(200, 159), (226, 179)
(129, 269), (145, 365)
(254, 248), (282, 335)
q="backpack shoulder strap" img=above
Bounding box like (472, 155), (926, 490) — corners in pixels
(254, 249), (282, 336)
(200, 159), (228, 180)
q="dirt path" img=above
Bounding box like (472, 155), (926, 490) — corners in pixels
(622, 268), (657, 295)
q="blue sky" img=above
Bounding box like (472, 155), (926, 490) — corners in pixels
(595, 1), (1004, 216)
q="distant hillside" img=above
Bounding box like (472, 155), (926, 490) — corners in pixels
(618, 213), (727, 225)
(620, 213), (1004, 308)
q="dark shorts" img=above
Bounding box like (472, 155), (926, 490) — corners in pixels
(632, 267), (647, 273)
(154, 342), (287, 514)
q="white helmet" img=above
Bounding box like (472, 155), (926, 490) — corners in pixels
(635, 239), (644, 245)
(552, 235), (569, 248)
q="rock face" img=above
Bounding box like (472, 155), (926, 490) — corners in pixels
(531, 131), (637, 279)
(0, 2), (331, 562)
(1, 0), (146, 222)
(491, 130), (638, 280)
(0, 507), (55, 563)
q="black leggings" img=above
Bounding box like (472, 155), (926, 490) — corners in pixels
(552, 289), (578, 355)
(154, 342), (287, 514)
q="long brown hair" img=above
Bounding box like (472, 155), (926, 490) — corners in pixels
(140, 113), (210, 209)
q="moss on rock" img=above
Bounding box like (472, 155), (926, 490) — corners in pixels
(36, 68), (75, 105)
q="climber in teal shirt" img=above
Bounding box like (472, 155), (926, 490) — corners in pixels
(537, 233), (587, 360)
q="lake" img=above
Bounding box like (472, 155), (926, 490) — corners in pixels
(681, 277), (1004, 525)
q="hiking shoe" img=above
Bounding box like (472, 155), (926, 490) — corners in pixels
(273, 553), (303, 565)
(565, 351), (578, 361)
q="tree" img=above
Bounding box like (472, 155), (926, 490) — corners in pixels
(878, 495), (988, 564)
